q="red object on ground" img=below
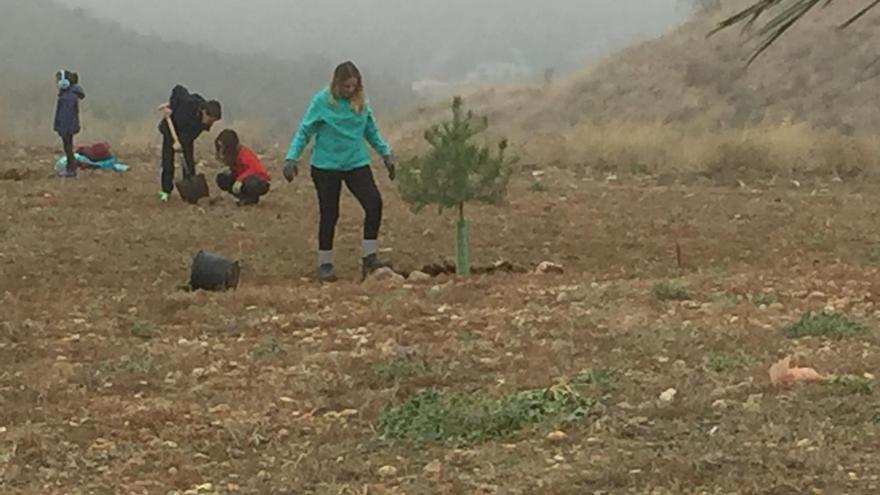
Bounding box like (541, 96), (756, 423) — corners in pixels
(75, 142), (113, 161)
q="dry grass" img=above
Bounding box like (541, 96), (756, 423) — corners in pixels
(390, 118), (880, 183)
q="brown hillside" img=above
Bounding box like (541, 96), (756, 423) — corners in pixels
(389, 1), (880, 180)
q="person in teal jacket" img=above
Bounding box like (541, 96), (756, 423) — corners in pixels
(283, 61), (396, 283)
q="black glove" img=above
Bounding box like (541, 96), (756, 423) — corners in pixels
(383, 155), (396, 181)
(283, 159), (300, 183)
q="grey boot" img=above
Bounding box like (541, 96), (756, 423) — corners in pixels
(318, 263), (338, 283)
(362, 253), (391, 280)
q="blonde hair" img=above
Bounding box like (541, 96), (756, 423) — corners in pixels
(329, 61), (366, 113)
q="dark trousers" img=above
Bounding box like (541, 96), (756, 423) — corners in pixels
(60, 133), (76, 172)
(216, 172), (270, 205)
(311, 166), (382, 251)
(160, 127), (196, 194)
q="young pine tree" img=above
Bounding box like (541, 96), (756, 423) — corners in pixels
(398, 96), (514, 275)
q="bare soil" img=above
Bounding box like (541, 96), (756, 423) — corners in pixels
(3, 146), (880, 494)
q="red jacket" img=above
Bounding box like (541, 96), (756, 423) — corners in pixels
(231, 146), (271, 182)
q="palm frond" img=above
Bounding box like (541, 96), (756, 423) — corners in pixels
(708, 0), (880, 65)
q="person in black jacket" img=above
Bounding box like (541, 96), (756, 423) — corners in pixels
(156, 85), (222, 202)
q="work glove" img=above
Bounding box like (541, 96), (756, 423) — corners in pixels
(283, 159), (300, 183)
(232, 180), (243, 195)
(383, 155), (396, 181)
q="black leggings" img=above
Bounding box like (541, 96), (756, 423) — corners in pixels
(311, 166), (382, 251)
(216, 172), (270, 205)
(60, 133), (76, 171)
(159, 126), (196, 194)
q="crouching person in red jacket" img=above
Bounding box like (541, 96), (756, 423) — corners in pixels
(214, 129), (271, 206)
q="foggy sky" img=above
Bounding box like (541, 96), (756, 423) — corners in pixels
(55, 0), (689, 82)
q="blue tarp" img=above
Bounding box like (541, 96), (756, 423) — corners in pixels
(55, 153), (129, 175)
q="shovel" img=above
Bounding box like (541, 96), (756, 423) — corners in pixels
(164, 114), (209, 204)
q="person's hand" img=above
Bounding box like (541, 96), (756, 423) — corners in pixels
(283, 159), (300, 183)
(232, 180), (243, 195)
(158, 103), (173, 117)
(383, 155), (396, 181)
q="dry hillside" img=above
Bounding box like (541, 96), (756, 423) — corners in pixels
(389, 0), (880, 181)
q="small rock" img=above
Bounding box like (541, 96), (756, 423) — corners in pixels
(370, 267), (405, 282)
(377, 465), (398, 478)
(556, 286), (588, 303)
(168, 467), (178, 475)
(629, 416), (650, 426)
(535, 261), (564, 275)
(379, 338), (398, 357)
(423, 460), (442, 475)
(743, 394), (763, 413)
(659, 388), (677, 402)
(547, 430), (567, 442)
(408, 270), (432, 282)
(712, 399), (728, 410)
(808, 291), (826, 300)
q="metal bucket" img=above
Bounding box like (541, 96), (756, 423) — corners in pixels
(189, 250), (240, 291)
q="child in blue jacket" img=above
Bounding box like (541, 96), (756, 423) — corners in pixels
(283, 61), (396, 283)
(54, 70), (85, 178)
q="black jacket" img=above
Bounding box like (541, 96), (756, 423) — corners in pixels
(158, 85), (210, 145)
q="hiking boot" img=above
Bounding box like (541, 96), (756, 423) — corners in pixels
(158, 191), (170, 203)
(362, 253), (392, 280)
(318, 263), (338, 283)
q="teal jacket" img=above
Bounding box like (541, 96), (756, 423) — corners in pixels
(286, 87), (392, 171)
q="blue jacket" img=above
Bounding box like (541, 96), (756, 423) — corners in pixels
(54, 84), (85, 136)
(286, 87), (392, 171)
